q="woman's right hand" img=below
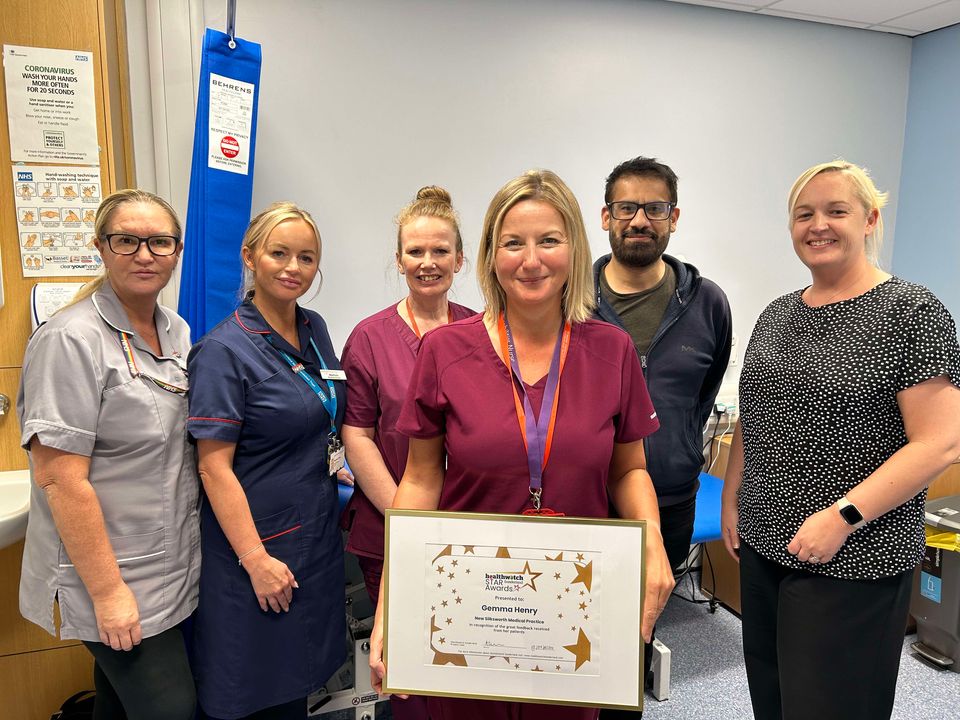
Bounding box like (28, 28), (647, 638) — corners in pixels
(721, 488), (741, 562)
(93, 581), (142, 651)
(369, 606), (386, 693)
(242, 550), (298, 612)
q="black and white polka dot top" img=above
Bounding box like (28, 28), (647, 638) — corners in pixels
(738, 277), (960, 580)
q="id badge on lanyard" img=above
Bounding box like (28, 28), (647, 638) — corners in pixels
(265, 334), (345, 476)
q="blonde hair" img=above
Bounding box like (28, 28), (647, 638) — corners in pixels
(66, 189), (181, 308)
(788, 160), (888, 266)
(478, 169), (595, 324)
(395, 185), (463, 255)
(241, 202), (322, 297)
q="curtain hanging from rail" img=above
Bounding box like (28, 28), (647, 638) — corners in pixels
(179, 27), (261, 341)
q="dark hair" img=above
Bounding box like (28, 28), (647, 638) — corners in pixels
(604, 156), (679, 205)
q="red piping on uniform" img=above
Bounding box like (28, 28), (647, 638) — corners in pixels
(234, 310), (270, 334)
(260, 524), (302, 542)
(189, 416), (242, 425)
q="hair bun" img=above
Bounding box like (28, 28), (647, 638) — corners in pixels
(416, 185), (452, 204)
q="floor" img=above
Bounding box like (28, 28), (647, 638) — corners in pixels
(646, 572), (960, 719)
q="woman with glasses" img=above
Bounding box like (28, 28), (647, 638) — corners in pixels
(340, 185), (475, 720)
(368, 170), (675, 720)
(187, 202), (347, 719)
(721, 160), (960, 720)
(18, 189), (199, 720)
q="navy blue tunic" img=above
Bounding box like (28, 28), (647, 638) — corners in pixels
(187, 301), (346, 719)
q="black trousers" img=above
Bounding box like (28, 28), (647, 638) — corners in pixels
(739, 543), (913, 720)
(82, 625), (195, 720)
(599, 495), (697, 717)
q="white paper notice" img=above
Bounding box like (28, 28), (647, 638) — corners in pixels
(31, 283), (87, 329)
(12, 165), (104, 277)
(3, 45), (99, 164)
(208, 73), (254, 175)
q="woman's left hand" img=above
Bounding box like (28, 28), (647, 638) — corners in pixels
(786, 505), (852, 566)
(641, 526), (675, 642)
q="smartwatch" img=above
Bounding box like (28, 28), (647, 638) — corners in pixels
(837, 496), (866, 530)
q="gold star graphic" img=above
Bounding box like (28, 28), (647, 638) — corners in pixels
(571, 625), (576, 631)
(554, 572), (561, 580)
(455, 596), (462, 604)
(557, 594), (562, 600)
(514, 663), (520, 669)
(431, 606), (436, 611)
(432, 545), (453, 563)
(446, 617), (453, 625)
(452, 559), (459, 567)
(439, 637), (446, 644)
(576, 553), (584, 562)
(436, 565), (445, 574)
(496, 547), (512, 558)
(448, 573), (455, 579)
(556, 665), (561, 671)
(580, 590), (585, 596)
(441, 600), (448, 607)
(430, 614), (468, 667)
(452, 588), (457, 594)
(572, 561), (593, 592)
(584, 613), (589, 620)
(546, 552), (564, 561)
(437, 583), (442, 588)
(558, 613), (563, 619)
(465, 568), (471, 574)
(463, 545), (475, 554)
(532, 665), (543, 672)
(510, 561), (542, 591)
(564, 628), (592, 670)
(565, 587), (570, 593)
(579, 602), (587, 610)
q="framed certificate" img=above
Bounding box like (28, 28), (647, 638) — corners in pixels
(382, 510), (646, 710)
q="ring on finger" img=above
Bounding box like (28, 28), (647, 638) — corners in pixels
(808, 555), (820, 564)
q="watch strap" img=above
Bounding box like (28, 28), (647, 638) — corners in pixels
(837, 496), (867, 530)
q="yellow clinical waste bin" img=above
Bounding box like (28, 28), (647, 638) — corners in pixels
(910, 494), (960, 672)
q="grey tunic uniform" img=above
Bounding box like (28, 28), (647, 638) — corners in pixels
(17, 281), (201, 642)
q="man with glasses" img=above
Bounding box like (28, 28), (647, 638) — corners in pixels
(594, 157), (732, 707)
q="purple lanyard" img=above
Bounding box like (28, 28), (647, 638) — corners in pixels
(500, 314), (567, 507)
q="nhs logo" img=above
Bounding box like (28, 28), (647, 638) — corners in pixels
(17, 171), (34, 181)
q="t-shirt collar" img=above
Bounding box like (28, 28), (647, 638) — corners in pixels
(235, 299), (313, 359)
(91, 279), (172, 336)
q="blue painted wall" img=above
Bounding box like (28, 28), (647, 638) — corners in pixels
(894, 24), (960, 323)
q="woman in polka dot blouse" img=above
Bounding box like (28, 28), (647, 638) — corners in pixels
(720, 160), (960, 720)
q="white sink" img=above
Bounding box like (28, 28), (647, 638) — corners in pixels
(0, 469), (31, 550)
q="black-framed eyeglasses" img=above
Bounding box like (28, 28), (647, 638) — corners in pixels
(606, 201), (675, 222)
(103, 233), (181, 257)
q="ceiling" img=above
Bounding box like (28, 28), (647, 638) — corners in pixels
(664, 0), (960, 36)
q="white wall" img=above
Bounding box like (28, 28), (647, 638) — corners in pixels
(131, 0), (913, 398)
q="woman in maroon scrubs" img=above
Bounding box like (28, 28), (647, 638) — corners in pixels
(340, 185), (474, 720)
(370, 170), (675, 720)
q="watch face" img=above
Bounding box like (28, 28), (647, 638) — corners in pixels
(840, 503), (864, 526)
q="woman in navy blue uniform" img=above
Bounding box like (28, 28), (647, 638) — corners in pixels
(187, 202), (346, 719)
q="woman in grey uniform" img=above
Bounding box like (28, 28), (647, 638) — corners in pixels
(18, 189), (200, 720)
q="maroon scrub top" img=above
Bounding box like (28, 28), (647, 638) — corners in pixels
(341, 301), (476, 559)
(397, 314), (659, 518)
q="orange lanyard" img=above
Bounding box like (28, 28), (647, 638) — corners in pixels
(406, 297), (453, 339)
(497, 312), (571, 508)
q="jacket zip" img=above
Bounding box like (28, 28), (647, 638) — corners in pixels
(640, 286), (689, 370)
